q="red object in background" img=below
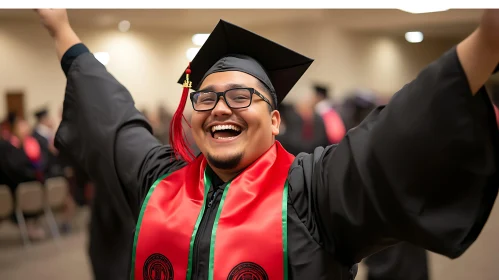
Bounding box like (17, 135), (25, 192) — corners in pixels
(494, 104), (499, 128)
(321, 109), (346, 144)
(1, 121), (10, 140)
(9, 135), (20, 148)
(23, 136), (41, 163)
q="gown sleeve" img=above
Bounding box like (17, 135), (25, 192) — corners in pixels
(54, 44), (185, 220)
(311, 46), (499, 264)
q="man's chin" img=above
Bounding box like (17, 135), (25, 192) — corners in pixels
(206, 152), (243, 170)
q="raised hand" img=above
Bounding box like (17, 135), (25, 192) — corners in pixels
(479, 9), (499, 48)
(34, 9), (81, 60)
(34, 9), (71, 38)
(456, 9), (499, 94)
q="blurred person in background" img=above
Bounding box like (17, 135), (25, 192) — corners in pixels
(1, 113), (13, 140)
(32, 107), (77, 233)
(32, 107), (63, 178)
(275, 102), (303, 155)
(0, 113), (46, 240)
(295, 97), (331, 151)
(277, 101), (329, 155)
(156, 104), (173, 145)
(37, 8), (499, 280)
(143, 105), (172, 145)
(338, 88), (379, 131)
(311, 84), (346, 144)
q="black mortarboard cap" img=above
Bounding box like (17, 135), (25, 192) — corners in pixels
(313, 84), (329, 97)
(177, 20), (314, 106)
(34, 108), (48, 120)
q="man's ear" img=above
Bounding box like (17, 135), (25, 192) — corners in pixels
(271, 110), (281, 136)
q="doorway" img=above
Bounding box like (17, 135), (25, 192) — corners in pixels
(5, 90), (25, 119)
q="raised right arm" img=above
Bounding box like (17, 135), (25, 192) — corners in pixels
(36, 9), (185, 219)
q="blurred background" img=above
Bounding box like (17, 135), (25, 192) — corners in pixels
(1, 8), (499, 280)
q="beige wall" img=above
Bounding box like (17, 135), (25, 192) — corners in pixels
(0, 21), (195, 123)
(0, 19), (461, 123)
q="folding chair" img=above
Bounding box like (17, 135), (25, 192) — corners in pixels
(0, 185), (13, 220)
(44, 176), (70, 244)
(15, 181), (44, 247)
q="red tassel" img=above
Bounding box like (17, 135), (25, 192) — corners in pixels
(169, 63), (195, 162)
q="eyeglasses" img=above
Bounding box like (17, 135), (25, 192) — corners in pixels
(190, 87), (274, 112)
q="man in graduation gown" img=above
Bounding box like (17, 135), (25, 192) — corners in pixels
(0, 114), (46, 239)
(32, 107), (64, 179)
(311, 84), (346, 144)
(36, 9), (499, 280)
(338, 89), (379, 131)
(277, 102), (330, 156)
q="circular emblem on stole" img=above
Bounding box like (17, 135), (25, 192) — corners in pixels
(143, 253), (174, 280)
(227, 262), (269, 280)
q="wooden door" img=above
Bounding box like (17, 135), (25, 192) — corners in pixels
(5, 91), (25, 119)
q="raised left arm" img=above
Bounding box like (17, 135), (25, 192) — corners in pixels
(307, 9), (499, 264)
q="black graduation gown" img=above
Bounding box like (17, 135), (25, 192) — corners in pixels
(54, 43), (499, 280)
(339, 94), (430, 279)
(364, 242), (429, 280)
(0, 139), (37, 191)
(280, 106), (430, 279)
(0, 139), (38, 220)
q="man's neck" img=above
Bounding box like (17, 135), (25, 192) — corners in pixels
(210, 166), (240, 183)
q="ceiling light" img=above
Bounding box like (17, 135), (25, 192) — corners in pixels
(399, 8), (449, 14)
(118, 20), (131, 32)
(186, 48), (200, 61)
(405, 31), (424, 43)
(192, 34), (210, 46)
(94, 52), (110, 65)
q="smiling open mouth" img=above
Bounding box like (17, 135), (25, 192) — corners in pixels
(210, 124), (242, 139)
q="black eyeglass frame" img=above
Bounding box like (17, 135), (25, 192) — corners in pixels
(189, 87), (274, 112)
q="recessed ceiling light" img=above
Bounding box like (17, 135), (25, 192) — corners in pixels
(192, 34), (210, 46)
(399, 8), (449, 14)
(405, 31), (424, 43)
(118, 20), (131, 32)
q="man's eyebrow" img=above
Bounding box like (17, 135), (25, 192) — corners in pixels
(198, 83), (248, 92)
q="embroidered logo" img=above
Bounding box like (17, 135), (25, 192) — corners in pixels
(143, 253), (174, 280)
(227, 262), (269, 280)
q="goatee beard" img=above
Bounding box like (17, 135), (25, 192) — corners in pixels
(207, 152), (243, 170)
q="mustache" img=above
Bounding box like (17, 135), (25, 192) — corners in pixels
(203, 117), (247, 130)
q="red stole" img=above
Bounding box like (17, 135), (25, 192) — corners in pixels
(132, 141), (295, 280)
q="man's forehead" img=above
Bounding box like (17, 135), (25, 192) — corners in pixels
(199, 71), (262, 90)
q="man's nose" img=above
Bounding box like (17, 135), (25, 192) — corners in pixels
(211, 97), (232, 116)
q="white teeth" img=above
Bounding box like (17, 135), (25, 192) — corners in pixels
(211, 124), (241, 133)
(215, 136), (236, 140)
